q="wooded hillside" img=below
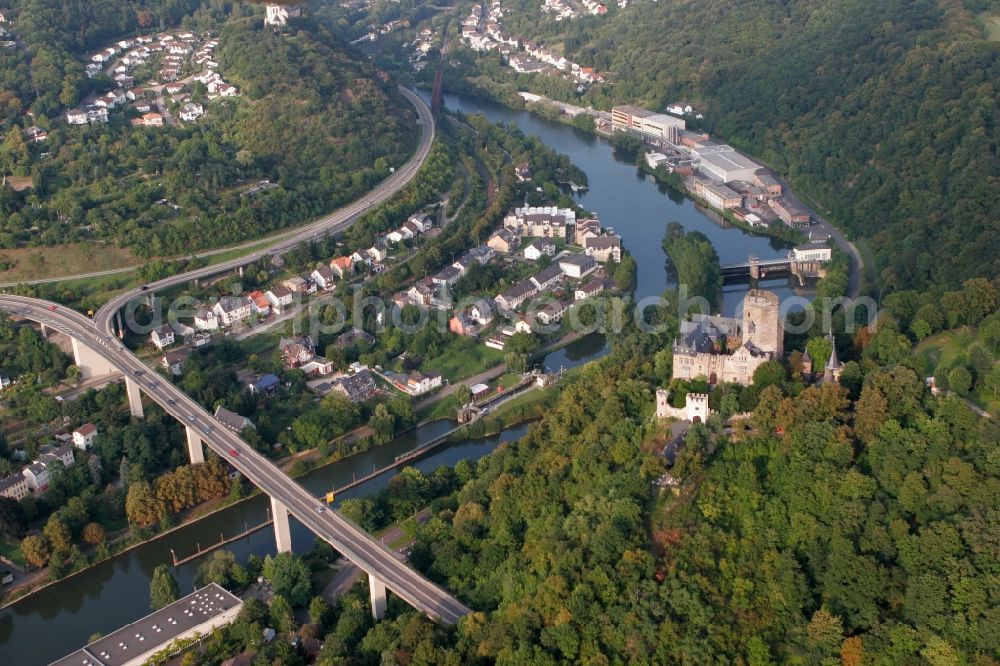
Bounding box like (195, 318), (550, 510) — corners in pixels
(476, 0), (1000, 293)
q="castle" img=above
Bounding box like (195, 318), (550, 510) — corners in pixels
(672, 289), (783, 386)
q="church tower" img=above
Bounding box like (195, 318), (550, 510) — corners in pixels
(741, 289), (783, 359)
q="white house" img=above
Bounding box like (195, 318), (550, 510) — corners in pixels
(558, 253), (597, 279)
(524, 238), (556, 261)
(406, 371), (443, 396)
(194, 308), (219, 331)
(66, 109), (89, 125)
(22, 463), (49, 493)
(311, 266), (336, 290)
(150, 325), (175, 350)
(407, 213), (432, 232)
(213, 297), (252, 326)
(72, 423), (98, 450)
(265, 286), (294, 313)
(789, 241), (832, 263)
(179, 102), (204, 122)
(366, 242), (389, 263)
(161, 349), (191, 376)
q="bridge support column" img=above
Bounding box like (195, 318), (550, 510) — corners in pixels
(71, 336), (117, 379)
(116, 311), (124, 339)
(39, 323), (48, 338)
(270, 497), (292, 554)
(368, 573), (388, 620)
(185, 426), (204, 464)
(125, 377), (145, 419)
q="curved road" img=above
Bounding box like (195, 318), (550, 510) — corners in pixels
(0, 86), (434, 291)
(0, 294), (470, 625)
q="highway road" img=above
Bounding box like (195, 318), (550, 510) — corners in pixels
(0, 86), (433, 291)
(0, 294), (471, 624)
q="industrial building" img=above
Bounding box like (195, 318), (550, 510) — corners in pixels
(691, 144), (761, 182)
(612, 105), (686, 145)
(51, 583), (243, 666)
(693, 179), (743, 210)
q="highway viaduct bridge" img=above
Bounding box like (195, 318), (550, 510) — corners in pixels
(0, 296), (471, 624)
(0, 90), (471, 624)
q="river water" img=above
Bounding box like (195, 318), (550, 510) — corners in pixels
(4, 91), (810, 664)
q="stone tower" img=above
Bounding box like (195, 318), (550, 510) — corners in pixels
(741, 289), (783, 359)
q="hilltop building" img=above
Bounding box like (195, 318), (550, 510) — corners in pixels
(672, 289), (783, 386)
(265, 3), (301, 27)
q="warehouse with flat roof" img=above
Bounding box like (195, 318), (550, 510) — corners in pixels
(50, 583), (243, 666)
(692, 144), (761, 182)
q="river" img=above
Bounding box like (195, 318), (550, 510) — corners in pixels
(434, 91), (812, 316)
(4, 91), (812, 664)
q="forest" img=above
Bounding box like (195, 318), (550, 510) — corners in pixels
(449, 0), (1000, 294)
(0, 3), (415, 257)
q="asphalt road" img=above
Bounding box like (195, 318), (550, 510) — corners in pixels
(0, 294), (471, 624)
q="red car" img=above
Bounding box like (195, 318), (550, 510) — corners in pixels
(229, 449), (239, 457)
(47, 305), (57, 311)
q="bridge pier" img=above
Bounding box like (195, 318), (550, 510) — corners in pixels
(116, 311), (124, 339)
(270, 497), (293, 554)
(369, 573), (388, 620)
(39, 323), (49, 338)
(185, 426), (205, 464)
(125, 377), (145, 419)
(70, 336), (117, 378)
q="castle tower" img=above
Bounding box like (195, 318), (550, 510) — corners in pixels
(822, 333), (842, 383)
(801, 349), (813, 381)
(741, 289), (783, 359)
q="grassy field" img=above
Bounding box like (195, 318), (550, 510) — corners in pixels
(0, 243), (139, 283)
(978, 13), (1000, 41)
(914, 326), (999, 414)
(424, 338), (505, 381)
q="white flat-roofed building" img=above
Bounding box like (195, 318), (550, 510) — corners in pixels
(691, 144), (761, 183)
(50, 583), (242, 666)
(789, 241), (832, 263)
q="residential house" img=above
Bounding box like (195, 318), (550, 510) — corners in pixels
(194, 308), (219, 331)
(535, 300), (572, 326)
(133, 103), (152, 113)
(407, 213), (433, 232)
(366, 239), (390, 263)
(72, 423), (98, 450)
(349, 250), (368, 266)
(530, 264), (564, 292)
(386, 228), (407, 244)
(558, 253), (597, 279)
(487, 228), (520, 254)
(310, 266), (336, 290)
(247, 291), (271, 316)
(495, 279), (538, 311)
(247, 373), (280, 396)
(470, 298), (495, 326)
(336, 328), (375, 347)
(40, 446), (75, 469)
(214, 406), (254, 433)
(432, 265), (462, 287)
(465, 245), (495, 265)
(139, 112), (163, 126)
(85, 106), (109, 123)
(213, 297), (252, 326)
(449, 313), (476, 337)
(281, 276), (309, 294)
(329, 256), (354, 278)
(330, 369), (377, 403)
(406, 371), (443, 396)
(66, 109), (89, 125)
(402, 220), (423, 238)
(0, 474), (29, 501)
(22, 463), (49, 493)
(504, 206), (575, 239)
(150, 325), (175, 350)
(265, 286), (294, 313)
(279, 336), (316, 369)
(161, 348), (191, 375)
(575, 277), (613, 301)
(524, 238), (556, 261)
(574, 218), (601, 246)
(299, 356), (335, 377)
(24, 126), (48, 143)
(179, 102), (204, 122)
(584, 234), (622, 263)
(514, 163), (533, 182)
